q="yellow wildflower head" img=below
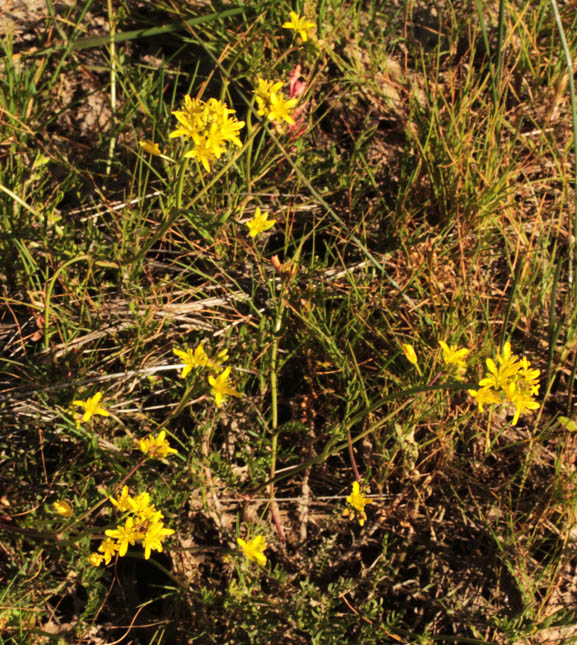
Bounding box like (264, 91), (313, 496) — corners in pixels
(105, 517), (143, 557)
(88, 552), (104, 567)
(98, 488), (175, 564)
(254, 79), (298, 126)
(169, 95), (244, 172)
(237, 535), (267, 566)
(401, 343), (418, 367)
(109, 485), (133, 513)
(468, 385), (502, 412)
(208, 366), (242, 407)
(97, 538), (119, 565)
(174, 342), (226, 378)
(439, 340), (469, 379)
(52, 500), (73, 518)
(344, 481), (372, 527)
(469, 341), (540, 425)
(282, 11), (316, 42)
(246, 207), (275, 238)
(142, 521), (175, 560)
(139, 430), (178, 460)
(72, 391), (110, 423)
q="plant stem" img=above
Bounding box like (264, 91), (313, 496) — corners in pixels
(550, 0), (577, 298)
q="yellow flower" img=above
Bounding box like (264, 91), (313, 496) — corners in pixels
(128, 491), (151, 515)
(479, 341), (520, 391)
(439, 340), (469, 379)
(401, 343), (418, 367)
(504, 382), (541, 425)
(246, 207), (275, 238)
(237, 535), (267, 566)
(169, 95), (206, 140)
(129, 492), (164, 524)
(208, 367), (242, 407)
(109, 485), (133, 513)
(142, 521), (175, 560)
(468, 385), (502, 412)
(139, 140), (162, 156)
(53, 500), (73, 518)
(254, 79), (298, 126)
(469, 341), (540, 425)
(282, 11), (316, 41)
(518, 357), (541, 395)
(97, 538), (119, 565)
(344, 481), (372, 527)
(174, 342), (226, 378)
(88, 552), (103, 567)
(139, 430), (178, 459)
(104, 488), (174, 561)
(72, 392), (110, 423)
(169, 95), (244, 172)
(105, 517), (143, 557)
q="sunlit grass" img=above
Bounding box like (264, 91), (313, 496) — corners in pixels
(1, 0), (577, 642)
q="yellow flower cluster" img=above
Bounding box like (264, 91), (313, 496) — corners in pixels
(343, 481), (372, 527)
(89, 487), (174, 566)
(173, 342), (228, 378)
(469, 341), (540, 425)
(439, 341), (469, 380)
(169, 95), (244, 171)
(254, 79), (298, 126)
(174, 342), (241, 408)
(139, 430), (178, 459)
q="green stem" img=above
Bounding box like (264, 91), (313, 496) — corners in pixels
(250, 381), (472, 494)
(550, 0), (577, 298)
(485, 408), (493, 454)
(123, 123), (262, 268)
(495, 0), (506, 85)
(44, 255), (91, 350)
(175, 156), (189, 211)
(105, 0), (117, 176)
(268, 309), (285, 541)
(474, 0), (498, 106)
(347, 431), (361, 482)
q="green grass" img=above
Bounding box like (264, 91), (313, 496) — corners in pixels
(2, 0), (577, 642)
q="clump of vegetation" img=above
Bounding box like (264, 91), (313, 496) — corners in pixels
(2, 0), (577, 642)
